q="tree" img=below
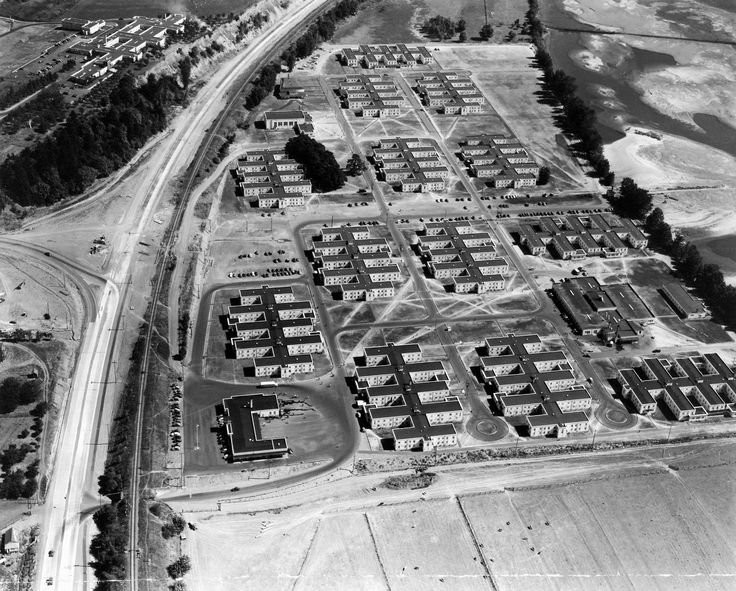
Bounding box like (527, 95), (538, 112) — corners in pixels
(479, 24), (493, 40)
(424, 15), (456, 40)
(458, 31), (467, 43)
(285, 135), (345, 192)
(179, 57), (192, 89)
(167, 555), (192, 579)
(456, 19), (466, 33)
(346, 153), (366, 176)
(612, 177), (652, 219)
(536, 166), (550, 185)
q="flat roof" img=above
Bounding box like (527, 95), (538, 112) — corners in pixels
(222, 395), (287, 458)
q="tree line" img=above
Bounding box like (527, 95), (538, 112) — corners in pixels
(611, 178), (736, 329)
(526, 0), (614, 186)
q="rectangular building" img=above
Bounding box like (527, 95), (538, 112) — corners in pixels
(660, 283), (709, 319)
(479, 334), (591, 437)
(617, 354), (736, 420)
(227, 285), (322, 378)
(311, 225), (401, 301)
(263, 110), (308, 130)
(221, 394), (288, 461)
(371, 137), (448, 192)
(354, 342), (462, 451)
(416, 220), (508, 293)
(234, 149), (310, 208)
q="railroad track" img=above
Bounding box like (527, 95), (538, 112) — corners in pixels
(127, 2), (340, 589)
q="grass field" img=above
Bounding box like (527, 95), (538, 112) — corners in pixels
(182, 441), (736, 591)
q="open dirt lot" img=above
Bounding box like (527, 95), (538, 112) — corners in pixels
(177, 439), (736, 591)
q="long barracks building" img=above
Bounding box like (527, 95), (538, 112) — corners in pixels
(354, 343), (462, 451)
(371, 137), (448, 192)
(415, 71), (485, 115)
(234, 150), (310, 208)
(480, 334), (591, 437)
(340, 44), (434, 68)
(227, 285), (323, 378)
(459, 134), (539, 188)
(416, 221), (508, 293)
(338, 74), (405, 117)
(221, 394), (288, 461)
(518, 213), (647, 260)
(311, 226), (400, 301)
(618, 354), (736, 420)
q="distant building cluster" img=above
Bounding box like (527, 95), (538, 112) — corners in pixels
(660, 283), (709, 320)
(518, 214), (647, 260)
(338, 74), (405, 117)
(311, 226), (401, 301)
(480, 334), (591, 437)
(416, 221), (508, 293)
(227, 285), (323, 378)
(370, 137), (448, 192)
(459, 134), (539, 188)
(220, 394), (288, 461)
(354, 342), (462, 451)
(62, 14), (185, 84)
(415, 71), (485, 115)
(234, 149), (310, 208)
(618, 354), (736, 421)
(551, 277), (653, 342)
(340, 44), (434, 69)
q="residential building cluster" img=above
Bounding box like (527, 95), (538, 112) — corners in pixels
(354, 342), (462, 451)
(660, 283), (709, 320)
(311, 226), (401, 301)
(371, 137), (448, 192)
(340, 44), (434, 69)
(551, 277), (653, 342)
(234, 149), (310, 208)
(227, 285), (323, 377)
(459, 134), (540, 188)
(518, 213), (648, 260)
(62, 14), (185, 84)
(337, 74), (405, 117)
(415, 71), (485, 115)
(480, 334), (591, 437)
(220, 394), (288, 461)
(618, 354), (736, 421)
(416, 220), (508, 293)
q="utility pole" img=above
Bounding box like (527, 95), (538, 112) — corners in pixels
(194, 424), (200, 451)
(483, 0), (489, 26)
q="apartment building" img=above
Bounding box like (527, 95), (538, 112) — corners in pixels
(518, 214), (648, 259)
(371, 137), (448, 192)
(354, 342), (462, 451)
(338, 74), (405, 117)
(618, 354), (736, 420)
(415, 71), (485, 114)
(341, 44), (434, 68)
(311, 225), (401, 301)
(234, 149), (310, 208)
(226, 286), (322, 378)
(416, 220), (508, 293)
(459, 134), (539, 188)
(480, 333), (591, 438)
